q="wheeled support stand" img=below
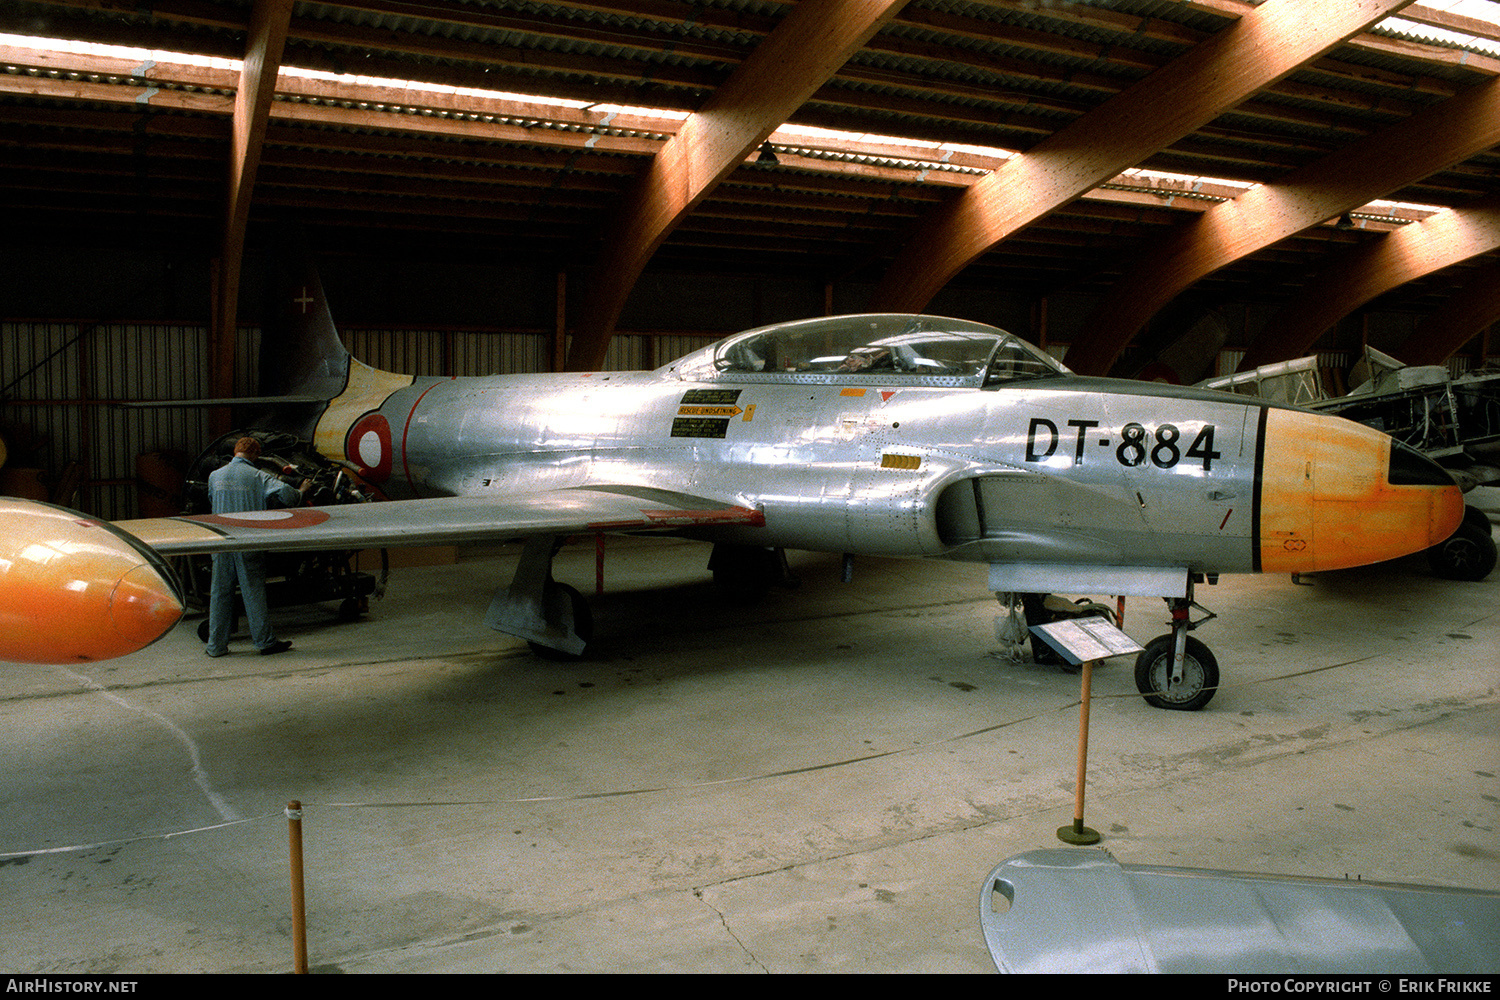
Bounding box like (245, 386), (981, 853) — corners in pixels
(1133, 574), (1221, 711)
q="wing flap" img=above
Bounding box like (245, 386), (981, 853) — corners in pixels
(115, 489), (763, 556)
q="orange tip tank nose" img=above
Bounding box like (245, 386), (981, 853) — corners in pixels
(0, 499), (184, 664)
(110, 562), (187, 648)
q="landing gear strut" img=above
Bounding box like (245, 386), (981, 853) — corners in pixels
(1134, 575), (1220, 711)
(485, 535), (592, 659)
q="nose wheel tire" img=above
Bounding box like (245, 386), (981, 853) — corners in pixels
(1427, 520), (1497, 582)
(1135, 635), (1219, 711)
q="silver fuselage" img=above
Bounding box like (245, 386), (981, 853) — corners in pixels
(304, 313), (1460, 593)
(365, 371), (1265, 573)
(0, 314), (1464, 666)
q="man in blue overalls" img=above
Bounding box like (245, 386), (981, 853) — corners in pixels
(205, 437), (311, 657)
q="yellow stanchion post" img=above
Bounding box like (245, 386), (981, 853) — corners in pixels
(287, 800), (308, 974)
(1057, 660), (1101, 845)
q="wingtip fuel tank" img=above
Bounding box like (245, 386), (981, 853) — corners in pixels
(0, 498), (184, 664)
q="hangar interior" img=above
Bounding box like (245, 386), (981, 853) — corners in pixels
(1, 0), (1498, 974)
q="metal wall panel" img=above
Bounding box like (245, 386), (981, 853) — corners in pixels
(345, 328), (562, 378)
(238, 326), (261, 396)
(92, 324), (214, 520)
(603, 333), (647, 373)
(346, 328), (443, 377)
(1, 322), (86, 507)
(448, 330), (549, 376)
(650, 334), (721, 370)
(2, 322), (747, 519)
(1, 321), (214, 520)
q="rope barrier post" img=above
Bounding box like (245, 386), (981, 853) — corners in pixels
(286, 800), (308, 974)
(1057, 660), (1101, 845)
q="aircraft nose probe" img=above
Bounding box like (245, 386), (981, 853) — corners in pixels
(0, 499), (184, 664)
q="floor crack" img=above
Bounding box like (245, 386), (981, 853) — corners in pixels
(693, 886), (767, 973)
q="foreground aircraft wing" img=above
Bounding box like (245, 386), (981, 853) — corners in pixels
(980, 849), (1500, 973)
(0, 489), (759, 664)
(113, 487), (764, 557)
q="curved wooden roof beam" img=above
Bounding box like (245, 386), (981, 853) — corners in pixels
(563, 0), (911, 372)
(213, 0), (293, 412)
(1238, 193), (1500, 370)
(1396, 259), (1500, 366)
(868, 0), (1414, 315)
(1065, 73), (1500, 376)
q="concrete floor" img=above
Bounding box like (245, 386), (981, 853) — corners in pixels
(1, 494), (1497, 974)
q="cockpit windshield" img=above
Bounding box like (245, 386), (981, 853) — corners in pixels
(663, 314), (1067, 388)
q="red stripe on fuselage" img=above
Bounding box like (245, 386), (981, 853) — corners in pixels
(400, 382), (443, 494)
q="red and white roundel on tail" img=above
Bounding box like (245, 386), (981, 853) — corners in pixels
(346, 412), (394, 483)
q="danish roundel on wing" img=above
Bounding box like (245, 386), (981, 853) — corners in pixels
(346, 412), (393, 482)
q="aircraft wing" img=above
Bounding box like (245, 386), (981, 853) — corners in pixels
(114, 487), (764, 557)
(980, 849), (1500, 973)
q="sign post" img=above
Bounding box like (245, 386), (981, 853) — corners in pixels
(1028, 617), (1143, 846)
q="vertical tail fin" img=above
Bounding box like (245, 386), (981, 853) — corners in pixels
(255, 253), (415, 480)
(258, 255), (351, 400)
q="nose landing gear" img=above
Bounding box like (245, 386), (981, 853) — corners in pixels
(1134, 576), (1220, 711)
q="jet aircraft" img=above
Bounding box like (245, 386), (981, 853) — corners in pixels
(0, 263), (1465, 710)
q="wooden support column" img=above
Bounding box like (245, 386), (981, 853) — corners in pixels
(1397, 259), (1500, 366)
(1240, 193), (1500, 370)
(1066, 73), (1500, 376)
(211, 0), (292, 429)
(870, 0), (1414, 314)
(553, 270), (568, 373)
(564, 0), (911, 372)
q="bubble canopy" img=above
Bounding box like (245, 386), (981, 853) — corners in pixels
(662, 314), (1069, 388)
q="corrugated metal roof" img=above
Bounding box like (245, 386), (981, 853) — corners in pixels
(922, 0), (1204, 58)
(0, 0), (1496, 330)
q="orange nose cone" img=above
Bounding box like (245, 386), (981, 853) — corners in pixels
(1260, 410), (1465, 573)
(110, 562), (185, 646)
(0, 499), (183, 663)
(1426, 483), (1466, 547)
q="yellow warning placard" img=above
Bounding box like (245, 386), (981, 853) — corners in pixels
(678, 405), (743, 417)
